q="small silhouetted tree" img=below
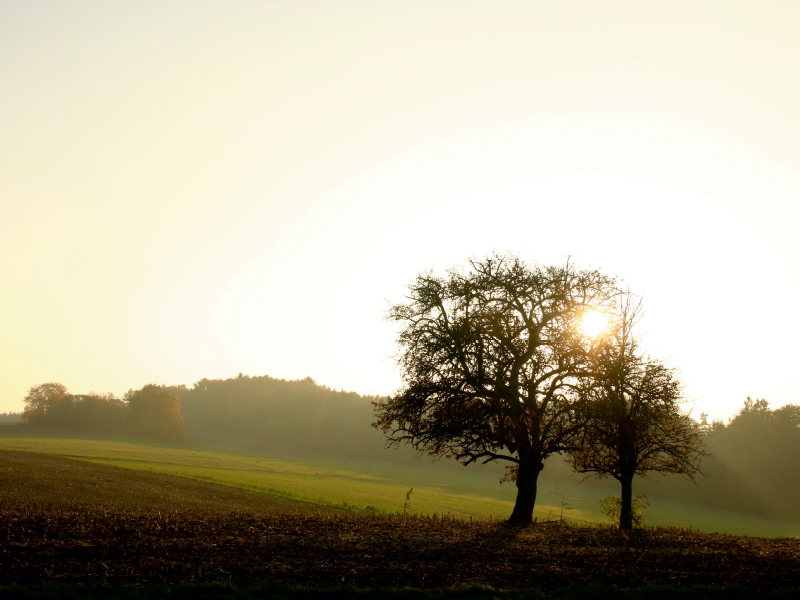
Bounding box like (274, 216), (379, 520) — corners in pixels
(566, 295), (704, 530)
(126, 385), (184, 441)
(373, 254), (617, 526)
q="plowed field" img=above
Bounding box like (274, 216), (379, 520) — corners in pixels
(2, 450), (800, 590)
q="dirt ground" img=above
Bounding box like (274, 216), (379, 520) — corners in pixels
(2, 450), (800, 590)
(0, 449), (326, 515)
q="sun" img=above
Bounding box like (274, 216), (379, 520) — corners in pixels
(580, 308), (610, 338)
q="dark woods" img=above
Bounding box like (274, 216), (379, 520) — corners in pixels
(21, 382), (183, 441)
(648, 398), (800, 523)
(167, 374), (386, 458)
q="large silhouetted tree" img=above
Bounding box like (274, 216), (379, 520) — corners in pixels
(566, 295), (704, 530)
(373, 254), (617, 526)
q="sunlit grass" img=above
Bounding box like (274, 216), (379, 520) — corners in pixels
(1, 429), (799, 536)
(0, 430), (581, 522)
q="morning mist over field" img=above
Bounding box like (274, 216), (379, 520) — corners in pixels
(2, 1), (800, 423)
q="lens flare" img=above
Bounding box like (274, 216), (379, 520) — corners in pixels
(580, 309), (609, 338)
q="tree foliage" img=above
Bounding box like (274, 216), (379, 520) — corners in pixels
(46, 393), (129, 434)
(373, 254), (618, 526)
(599, 494), (650, 527)
(170, 374), (387, 457)
(125, 385), (184, 441)
(21, 382), (69, 424)
(21, 382), (183, 441)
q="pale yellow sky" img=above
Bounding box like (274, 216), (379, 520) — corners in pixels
(2, 1), (800, 420)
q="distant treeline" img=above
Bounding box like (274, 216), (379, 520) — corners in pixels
(21, 383), (183, 441)
(639, 398), (800, 523)
(168, 374), (404, 460)
(0, 412), (23, 423)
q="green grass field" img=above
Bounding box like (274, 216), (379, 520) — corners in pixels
(1, 428), (798, 537)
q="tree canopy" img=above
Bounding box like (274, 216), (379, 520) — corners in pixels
(21, 382), (183, 441)
(125, 385), (184, 442)
(21, 382), (69, 424)
(373, 254), (618, 526)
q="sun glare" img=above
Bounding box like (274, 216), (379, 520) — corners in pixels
(580, 309), (610, 339)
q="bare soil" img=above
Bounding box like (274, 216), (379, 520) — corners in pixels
(2, 450), (800, 590)
(0, 449), (323, 515)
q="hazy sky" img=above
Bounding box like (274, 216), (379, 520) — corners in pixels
(2, 1), (800, 420)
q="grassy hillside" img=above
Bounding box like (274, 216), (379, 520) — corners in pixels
(0, 429), (532, 521)
(1, 429), (799, 536)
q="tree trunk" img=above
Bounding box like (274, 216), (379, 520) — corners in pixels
(619, 473), (634, 531)
(508, 458), (543, 527)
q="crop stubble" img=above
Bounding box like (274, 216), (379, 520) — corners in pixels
(2, 450), (800, 590)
